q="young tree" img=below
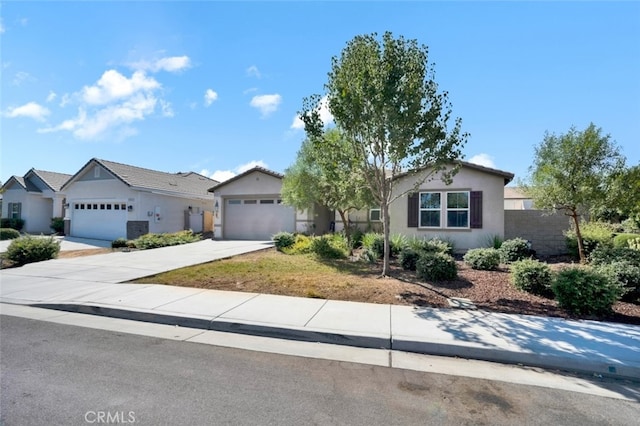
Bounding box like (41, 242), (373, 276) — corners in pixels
(282, 128), (373, 238)
(299, 32), (468, 276)
(523, 123), (626, 263)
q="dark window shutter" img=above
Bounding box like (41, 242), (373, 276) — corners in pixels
(407, 193), (418, 228)
(470, 191), (482, 229)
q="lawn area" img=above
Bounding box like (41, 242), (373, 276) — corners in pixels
(133, 248), (640, 325)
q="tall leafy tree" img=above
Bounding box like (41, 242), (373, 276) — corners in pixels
(299, 32), (468, 275)
(596, 165), (640, 225)
(282, 128), (373, 237)
(523, 123), (626, 263)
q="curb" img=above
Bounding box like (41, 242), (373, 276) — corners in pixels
(29, 302), (640, 381)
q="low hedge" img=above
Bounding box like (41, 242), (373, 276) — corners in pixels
(6, 236), (61, 265)
(0, 228), (20, 240)
(463, 248), (500, 271)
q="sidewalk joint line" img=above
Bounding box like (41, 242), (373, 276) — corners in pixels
(303, 299), (329, 327)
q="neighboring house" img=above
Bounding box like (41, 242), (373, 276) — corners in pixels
(335, 162), (514, 252)
(0, 169), (72, 234)
(61, 158), (217, 241)
(504, 187), (534, 210)
(208, 167), (331, 240)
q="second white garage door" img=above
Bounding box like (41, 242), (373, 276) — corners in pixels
(224, 198), (295, 240)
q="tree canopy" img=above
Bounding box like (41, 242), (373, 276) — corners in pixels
(281, 128), (373, 234)
(523, 123), (626, 262)
(300, 31), (468, 275)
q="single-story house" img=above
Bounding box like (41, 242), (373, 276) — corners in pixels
(209, 162), (513, 249)
(61, 158), (217, 241)
(208, 167), (332, 240)
(0, 169), (71, 234)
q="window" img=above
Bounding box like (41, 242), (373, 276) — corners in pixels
(369, 208), (381, 221)
(100, 204), (106, 210)
(228, 199), (241, 205)
(114, 204), (120, 210)
(107, 204), (112, 210)
(260, 199), (274, 204)
(446, 192), (469, 228)
(419, 192), (441, 227)
(244, 200), (257, 205)
(8, 202), (22, 219)
(418, 191), (470, 228)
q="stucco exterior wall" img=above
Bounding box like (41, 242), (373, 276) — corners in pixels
(138, 191), (211, 234)
(1, 187), (54, 234)
(389, 167), (507, 252)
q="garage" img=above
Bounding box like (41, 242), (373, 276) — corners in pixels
(224, 197), (295, 240)
(70, 201), (127, 240)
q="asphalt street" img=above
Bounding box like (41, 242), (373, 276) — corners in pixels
(2, 315), (638, 426)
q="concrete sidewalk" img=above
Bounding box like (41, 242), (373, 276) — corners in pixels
(1, 239), (639, 380)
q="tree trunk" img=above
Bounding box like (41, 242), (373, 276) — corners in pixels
(571, 210), (587, 263)
(338, 209), (350, 240)
(381, 202), (391, 276)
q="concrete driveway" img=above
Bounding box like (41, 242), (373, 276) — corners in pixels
(0, 235), (112, 253)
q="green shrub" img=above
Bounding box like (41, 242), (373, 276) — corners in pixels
(359, 248), (378, 264)
(552, 267), (622, 316)
(0, 228), (20, 240)
(361, 233), (384, 258)
(399, 248), (420, 271)
(282, 234), (313, 255)
(593, 261), (640, 302)
(621, 217), (640, 234)
(499, 238), (533, 263)
(407, 236), (453, 255)
(111, 237), (129, 248)
(272, 231), (296, 251)
(613, 233), (640, 249)
(484, 234), (503, 249)
(510, 259), (553, 297)
(50, 217), (65, 234)
(132, 230), (200, 249)
(390, 233), (408, 256)
(6, 236), (60, 265)
(416, 252), (457, 281)
(565, 221), (615, 260)
(348, 228), (364, 249)
(310, 234), (348, 259)
(463, 248), (501, 271)
(629, 238), (640, 251)
(589, 246), (640, 267)
(1, 218), (25, 231)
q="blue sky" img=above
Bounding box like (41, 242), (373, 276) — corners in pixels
(2, 1), (639, 185)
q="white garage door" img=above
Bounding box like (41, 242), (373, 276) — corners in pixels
(71, 201), (128, 240)
(224, 198), (295, 240)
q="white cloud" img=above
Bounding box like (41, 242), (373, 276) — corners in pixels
(160, 100), (174, 117)
(46, 91), (57, 102)
(129, 55), (191, 73)
(59, 93), (71, 107)
(82, 70), (160, 105)
(12, 71), (34, 86)
(291, 95), (333, 129)
(250, 94), (281, 117)
(4, 102), (50, 121)
(468, 153), (497, 169)
(0, 18), (5, 33)
(204, 89), (218, 106)
(202, 160), (269, 183)
(246, 65), (261, 78)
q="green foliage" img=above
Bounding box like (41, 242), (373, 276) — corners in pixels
(299, 31), (468, 276)
(1, 218), (25, 231)
(552, 267), (622, 316)
(349, 227), (364, 249)
(390, 233), (408, 257)
(399, 248), (420, 271)
(0, 228), (20, 240)
(272, 231), (296, 251)
(510, 259), (553, 297)
(593, 261), (640, 302)
(416, 252), (457, 281)
(629, 238), (640, 251)
(498, 238), (533, 263)
(6, 236), (60, 265)
(565, 221), (615, 260)
(484, 234), (503, 249)
(621, 217), (640, 234)
(407, 236), (453, 255)
(131, 230), (200, 250)
(361, 232), (385, 259)
(50, 217), (65, 234)
(282, 234), (313, 255)
(359, 248), (378, 264)
(613, 233), (640, 249)
(310, 234), (349, 259)
(522, 123), (626, 262)
(463, 248), (501, 271)
(589, 245), (640, 266)
(111, 238), (129, 248)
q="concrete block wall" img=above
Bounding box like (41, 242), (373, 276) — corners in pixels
(504, 210), (571, 256)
